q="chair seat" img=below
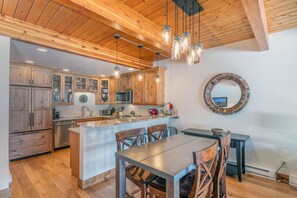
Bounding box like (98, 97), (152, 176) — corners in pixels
(126, 165), (157, 185)
(149, 170), (196, 198)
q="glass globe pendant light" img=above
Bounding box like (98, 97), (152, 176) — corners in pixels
(162, 0), (171, 45)
(113, 34), (120, 78)
(171, 3), (181, 60)
(181, 2), (191, 53)
(186, 2), (196, 66)
(138, 44), (144, 81)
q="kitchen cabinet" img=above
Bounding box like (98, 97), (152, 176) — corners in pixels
(109, 77), (118, 104)
(53, 74), (74, 105)
(75, 76), (99, 92)
(9, 86), (52, 133)
(97, 79), (109, 104)
(133, 67), (165, 105)
(9, 86), (31, 133)
(10, 64), (52, 88)
(9, 130), (52, 160)
(9, 84), (52, 159)
(32, 88), (52, 131)
(118, 75), (133, 91)
(133, 74), (145, 105)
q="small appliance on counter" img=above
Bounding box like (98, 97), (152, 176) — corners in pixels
(53, 107), (60, 119)
(100, 109), (113, 116)
(148, 108), (159, 116)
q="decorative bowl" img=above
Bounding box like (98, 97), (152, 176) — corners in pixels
(211, 128), (224, 135)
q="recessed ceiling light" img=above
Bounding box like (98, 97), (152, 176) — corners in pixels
(62, 69), (70, 72)
(128, 68), (135, 71)
(100, 75), (106, 77)
(25, 60), (34, 64)
(36, 47), (48, 52)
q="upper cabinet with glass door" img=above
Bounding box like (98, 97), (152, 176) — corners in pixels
(75, 76), (99, 92)
(53, 74), (74, 105)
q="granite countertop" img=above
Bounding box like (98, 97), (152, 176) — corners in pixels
(78, 115), (178, 128)
(53, 115), (116, 122)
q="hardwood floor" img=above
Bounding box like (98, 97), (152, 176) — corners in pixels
(10, 148), (297, 198)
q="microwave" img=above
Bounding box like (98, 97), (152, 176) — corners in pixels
(116, 90), (133, 104)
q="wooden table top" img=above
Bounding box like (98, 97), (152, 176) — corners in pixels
(182, 128), (250, 142)
(115, 134), (216, 182)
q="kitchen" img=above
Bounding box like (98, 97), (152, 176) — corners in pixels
(1, 0), (297, 198)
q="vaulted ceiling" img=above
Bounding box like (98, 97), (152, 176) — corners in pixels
(0, 0), (296, 68)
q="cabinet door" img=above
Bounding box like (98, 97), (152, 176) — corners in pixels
(144, 72), (157, 105)
(133, 74), (145, 104)
(63, 75), (74, 104)
(32, 88), (52, 130)
(118, 75), (133, 90)
(75, 76), (87, 91)
(88, 78), (99, 91)
(9, 86), (31, 133)
(99, 79), (109, 103)
(10, 65), (31, 86)
(109, 78), (117, 104)
(53, 74), (62, 104)
(32, 68), (52, 87)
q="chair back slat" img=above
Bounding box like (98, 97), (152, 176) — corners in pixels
(115, 128), (146, 152)
(148, 124), (167, 142)
(189, 141), (218, 198)
(213, 131), (231, 198)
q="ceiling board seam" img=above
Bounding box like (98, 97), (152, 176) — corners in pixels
(23, 0), (37, 21)
(33, 0), (50, 25)
(12, 0), (20, 18)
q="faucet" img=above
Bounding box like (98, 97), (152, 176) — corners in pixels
(81, 106), (89, 117)
(130, 111), (135, 117)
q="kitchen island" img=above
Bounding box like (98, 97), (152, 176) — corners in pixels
(69, 115), (178, 189)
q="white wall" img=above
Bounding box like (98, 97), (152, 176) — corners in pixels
(54, 92), (109, 117)
(163, 28), (297, 174)
(0, 36), (10, 190)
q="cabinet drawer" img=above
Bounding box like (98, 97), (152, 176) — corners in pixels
(10, 130), (51, 160)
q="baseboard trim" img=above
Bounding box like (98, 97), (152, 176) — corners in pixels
(0, 188), (11, 198)
(78, 169), (115, 190)
(228, 161), (276, 180)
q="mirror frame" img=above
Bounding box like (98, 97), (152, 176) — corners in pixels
(204, 73), (250, 115)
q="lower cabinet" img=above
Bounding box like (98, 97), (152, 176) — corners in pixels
(9, 130), (52, 160)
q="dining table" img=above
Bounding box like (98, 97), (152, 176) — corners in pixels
(115, 133), (216, 198)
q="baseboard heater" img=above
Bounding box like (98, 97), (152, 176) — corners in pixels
(228, 162), (276, 180)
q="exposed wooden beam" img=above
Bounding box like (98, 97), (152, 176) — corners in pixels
(53, 0), (171, 54)
(0, 15), (152, 69)
(241, 0), (269, 51)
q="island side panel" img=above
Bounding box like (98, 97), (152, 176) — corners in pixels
(79, 118), (169, 183)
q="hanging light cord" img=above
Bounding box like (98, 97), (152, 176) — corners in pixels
(192, 0), (195, 44)
(116, 37), (118, 66)
(166, 0), (168, 25)
(175, 3), (178, 35)
(199, 7), (201, 42)
(182, 2), (185, 33)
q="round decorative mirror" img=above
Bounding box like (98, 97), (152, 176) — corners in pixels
(79, 94), (88, 103)
(204, 73), (250, 115)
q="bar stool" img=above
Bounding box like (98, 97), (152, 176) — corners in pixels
(115, 128), (157, 198)
(148, 124), (168, 142)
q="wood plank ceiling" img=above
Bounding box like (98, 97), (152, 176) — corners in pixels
(0, 0), (296, 68)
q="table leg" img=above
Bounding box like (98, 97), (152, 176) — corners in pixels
(166, 180), (179, 198)
(236, 142), (243, 182)
(116, 157), (126, 198)
(242, 142), (246, 174)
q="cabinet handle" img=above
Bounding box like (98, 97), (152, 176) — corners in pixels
(31, 113), (35, 127)
(29, 113), (31, 127)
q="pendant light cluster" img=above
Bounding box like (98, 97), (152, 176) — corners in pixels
(162, 0), (204, 65)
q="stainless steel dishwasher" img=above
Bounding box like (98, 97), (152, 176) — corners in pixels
(54, 120), (76, 149)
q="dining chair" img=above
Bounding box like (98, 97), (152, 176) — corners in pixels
(148, 124), (168, 142)
(116, 128), (156, 198)
(148, 141), (219, 198)
(213, 131), (231, 198)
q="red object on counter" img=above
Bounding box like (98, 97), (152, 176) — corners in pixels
(148, 108), (159, 115)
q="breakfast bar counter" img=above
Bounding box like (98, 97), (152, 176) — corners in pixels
(69, 115), (178, 189)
